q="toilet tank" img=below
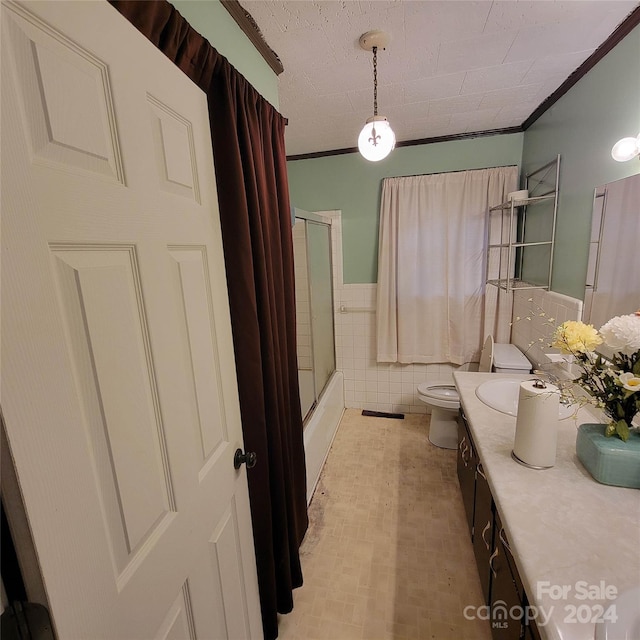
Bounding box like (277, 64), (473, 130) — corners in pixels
(492, 343), (531, 374)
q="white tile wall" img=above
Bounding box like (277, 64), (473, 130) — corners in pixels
(317, 210), (457, 416)
(316, 209), (586, 413)
(510, 288), (583, 367)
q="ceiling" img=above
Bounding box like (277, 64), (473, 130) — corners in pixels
(239, 0), (638, 157)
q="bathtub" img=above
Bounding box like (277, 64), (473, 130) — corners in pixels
(303, 370), (344, 504)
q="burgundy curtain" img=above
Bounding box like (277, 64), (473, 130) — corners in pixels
(107, 3), (308, 638)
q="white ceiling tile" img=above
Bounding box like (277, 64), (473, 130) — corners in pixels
(428, 94), (484, 117)
(348, 83), (406, 112)
(437, 30), (519, 75)
(497, 103), (538, 123)
(267, 1), (325, 33)
(312, 92), (356, 116)
(314, 0), (364, 24)
(403, 1), (493, 42)
(270, 26), (340, 67)
(228, 0), (637, 155)
(404, 72), (466, 103)
(505, 11), (632, 63)
(460, 60), (533, 95)
(483, 1), (626, 34)
(394, 114), (453, 141)
(450, 107), (501, 131)
(358, 1), (402, 13)
(531, 75), (575, 105)
(396, 124), (453, 142)
(521, 51), (595, 84)
(320, 3), (405, 58)
(394, 45), (440, 82)
(414, 114), (453, 130)
(387, 101), (432, 121)
(478, 83), (543, 109)
(307, 59), (372, 94)
(278, 70), (315, 98)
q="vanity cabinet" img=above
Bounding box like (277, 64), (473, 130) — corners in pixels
(473, 460), (494, 606)
(457, 410), (542, 640)
(489, 511), (524, 640)
(458, 410), (494, 605)
(524, 615), (542, 640)
(457, 409), (476, 536)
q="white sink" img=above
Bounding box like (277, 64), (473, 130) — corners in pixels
(594, 585), (640, 640)
(475, 378), (574, 419)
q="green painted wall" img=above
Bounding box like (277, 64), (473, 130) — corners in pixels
(287, 134), (524, 283)
(172, 0), (279, 108)
(521, 24), (640, 300)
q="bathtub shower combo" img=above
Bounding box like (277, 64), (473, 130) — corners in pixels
(292, 210), (343, 503)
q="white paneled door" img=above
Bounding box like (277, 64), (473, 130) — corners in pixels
(1, 1), (263, 638)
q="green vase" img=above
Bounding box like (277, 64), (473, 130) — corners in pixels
(576, 424), (640, 489)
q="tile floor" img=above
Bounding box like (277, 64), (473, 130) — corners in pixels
(278, 409), (492, 640)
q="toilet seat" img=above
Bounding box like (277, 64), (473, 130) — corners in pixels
(417, 383), (460, 410)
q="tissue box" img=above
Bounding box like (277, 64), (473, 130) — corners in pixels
(507, 189), (529, 203)
(576, 424), (640, 489)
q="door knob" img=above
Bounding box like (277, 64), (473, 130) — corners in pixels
(234, 448), (257, 470)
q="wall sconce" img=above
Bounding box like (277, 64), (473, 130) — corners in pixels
(358, 30), (395, 162)
(611, 133), (640, 162)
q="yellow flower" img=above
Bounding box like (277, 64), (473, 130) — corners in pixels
(552, 320), (603, 354)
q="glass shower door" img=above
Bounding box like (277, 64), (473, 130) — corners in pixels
(307, 220), (335, 398)
(292, 211), (336, 422)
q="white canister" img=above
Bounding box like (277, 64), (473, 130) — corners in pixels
(512, 380), (560, 469)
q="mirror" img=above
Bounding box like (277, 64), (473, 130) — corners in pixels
(583, 173), (640, 328)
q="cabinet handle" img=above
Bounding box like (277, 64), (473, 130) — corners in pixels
(477, 462), (486, 480)
(481, 520), (492, 551)
(489, 547), (499, 578)
(499, 527), (512, 554)
(459, 437), (470, 466)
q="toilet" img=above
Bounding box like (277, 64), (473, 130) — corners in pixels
(417, 337), (531, 449)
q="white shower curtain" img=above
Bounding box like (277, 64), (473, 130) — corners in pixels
(376, 166), (518, 365)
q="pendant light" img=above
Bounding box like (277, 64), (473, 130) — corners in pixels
(358, 31), (396, 162)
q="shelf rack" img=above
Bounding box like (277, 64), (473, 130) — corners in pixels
(486, 156), (560, 293)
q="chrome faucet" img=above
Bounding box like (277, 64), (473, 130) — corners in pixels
(532, 369), (572, 405)
(532, 369), (561, 385)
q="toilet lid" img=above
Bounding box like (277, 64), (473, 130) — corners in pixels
(417, 383), (459, 400)
(479, 335), (494, 372)
(493, 343), (531, 369)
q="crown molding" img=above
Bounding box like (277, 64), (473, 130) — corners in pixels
(220, 0), (284, 75)
(286, 127), (524, 162)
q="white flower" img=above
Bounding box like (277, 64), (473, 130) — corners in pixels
(599, 314), (640, 355)
(618, 372), (640, 393)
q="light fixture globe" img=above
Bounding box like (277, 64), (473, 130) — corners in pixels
(358, 116), (396, 161)
(358, 30), (395, 162)
(611, 134), (640, 162)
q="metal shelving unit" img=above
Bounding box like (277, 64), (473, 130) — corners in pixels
(486, 156), (560, 293)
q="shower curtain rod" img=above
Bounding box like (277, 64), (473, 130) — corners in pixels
(386, 164), (518, 180)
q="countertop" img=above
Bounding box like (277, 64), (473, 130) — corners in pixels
(453, 371), (640, 640)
